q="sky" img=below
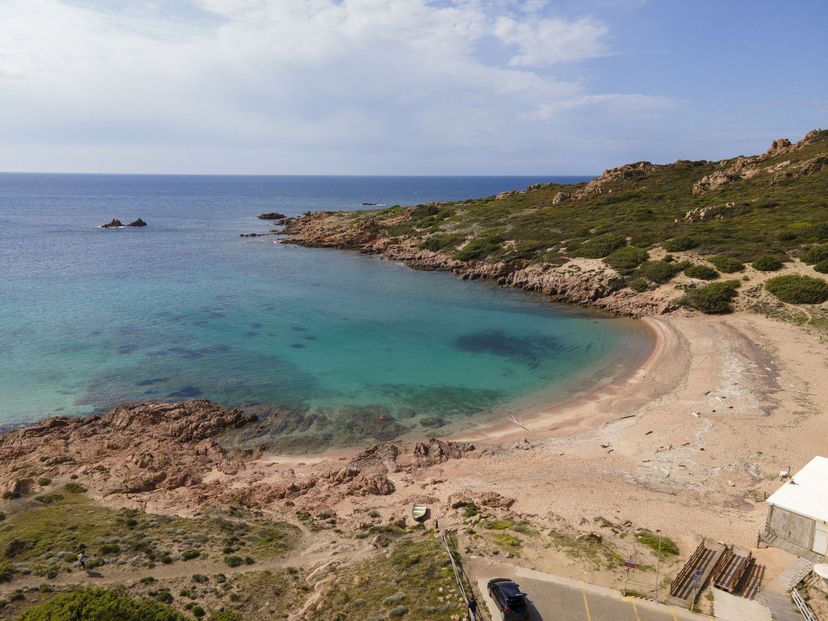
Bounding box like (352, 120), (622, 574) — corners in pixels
(0, 0), (826, 175)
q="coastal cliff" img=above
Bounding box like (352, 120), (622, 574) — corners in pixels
(281, 129), (828, 321)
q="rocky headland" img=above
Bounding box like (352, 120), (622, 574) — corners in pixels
(279, 129), (828, 323)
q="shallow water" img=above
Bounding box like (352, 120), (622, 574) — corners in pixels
(0, 174), (651, 449)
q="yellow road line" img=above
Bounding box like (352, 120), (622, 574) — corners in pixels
(670, 606), (679, 621)
(580, 582), (592, 621)
(628, 597), (641, 621)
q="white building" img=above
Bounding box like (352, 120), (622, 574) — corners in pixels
(765, 456), (828, 558)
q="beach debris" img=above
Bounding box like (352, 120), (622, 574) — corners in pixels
(512, 437), (532, 451)
(600, 442), (611, 449)
(691, 411), (701, 417)
(508, 415), (530, 431)
(645, 430), (653, 435)
(779, 467), (790, 480)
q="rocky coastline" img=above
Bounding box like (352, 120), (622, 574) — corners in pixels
(280, 214), (678, 317)
(0, 400), (476, 517)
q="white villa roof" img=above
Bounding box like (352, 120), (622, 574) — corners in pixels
(767, 456), (828, 523)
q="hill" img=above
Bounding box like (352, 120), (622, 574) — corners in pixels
(282, 129), (828, 323)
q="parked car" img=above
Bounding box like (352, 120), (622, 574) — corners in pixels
(487, 577), (530, 620)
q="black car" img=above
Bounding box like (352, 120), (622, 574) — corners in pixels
(487, 577), (530, 620)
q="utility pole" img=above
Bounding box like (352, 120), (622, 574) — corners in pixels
(654, 529), (662, 602)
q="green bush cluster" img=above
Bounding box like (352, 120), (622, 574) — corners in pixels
(453, 233), (503, 261)
(684, 264), (719, 280)
(682, 280), (741, 314)
(662, 236), (697, 252)
(765, 275), (828, 304)
(814, 260), (828, 274)
(418, 233), (465, 252)
(629, 278), (650, 292)
(636, 260), (688, 284)
(572, 233), (627, 259)
(604, 246), (649, 271)
(708, 256), (745, 273)
(802, 244), (828, 265)
(19, 588), (187, 621)
(751, 255), (784, 271)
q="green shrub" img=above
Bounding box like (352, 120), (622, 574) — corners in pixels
(683, 264), (719, 280)
(751, 255), (784, 271)
(34, 493), (63, 505)
(604, 246), (649, 271)
(63, 483), (87, 494)
(99, 543), (120, 555)
(0, 563), (13, 582)
(662, 236), (697, 252)
(766, 275), (828, 304)
(635, 530), (679, 558)
(802, 244), (828, 265)
(181, 549), (201, 561)
(37, 478), (51, 487)
(637, 260), (685, 284)
(814, 260), (828, 274)
(453, 233), (503, 261)
(709, 256), (745, 273)
(418, 233), (465, 252)
(224, 555), (243, 567)
(19, 588), (187, 621)
(462, 503), (479, 518)
(2, 491), (20, 500)
(192, 605), (206, 618)
(629, 277), (650, 293)
(682, 280), (741, 314)
(572, 233), (627, 259)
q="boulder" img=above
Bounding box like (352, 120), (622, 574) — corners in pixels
(127, 218), (147, 227)
(101, 219), (123, 228)
(257, 212), (286, 220)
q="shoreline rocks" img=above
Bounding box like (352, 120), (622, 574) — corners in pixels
(280, 213), (677, 317)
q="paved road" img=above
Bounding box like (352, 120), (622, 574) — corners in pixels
(471, 562), (708, 621)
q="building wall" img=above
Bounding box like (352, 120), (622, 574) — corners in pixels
(769, 505), (815, 550)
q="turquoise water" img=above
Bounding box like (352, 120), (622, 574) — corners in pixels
(0, 174), (651, 449)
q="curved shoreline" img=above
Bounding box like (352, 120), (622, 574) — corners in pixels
(447, 315), (672, 444)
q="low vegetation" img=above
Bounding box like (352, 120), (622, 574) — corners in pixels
(708, 256), (745, 273)
(0, 486), (296, 581)
(681, 281), (741, 314)
(310, 535), (465, 620)
(683, 264), (719, 280)
(751, 255), (784, 272)
(547, 530), (625, 571)
(635, 530), (679, 559)
(18, 588), (187, 621)
(765, 275), (828, 304)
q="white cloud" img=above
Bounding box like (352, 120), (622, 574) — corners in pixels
(0, 0), (675, 173)
(493, 15), (608, 66)
(525, 94), (678, 120)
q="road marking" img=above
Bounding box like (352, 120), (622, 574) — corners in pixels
(670, 606), (679, 621)
(579, 582), (592, 621)
(627, 597), (641, 621)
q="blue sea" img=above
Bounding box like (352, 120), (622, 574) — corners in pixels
(0, 174), (651, 450)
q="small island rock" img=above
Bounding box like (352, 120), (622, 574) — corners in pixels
(257, 212), (286, 220)
(101, 219), (123, 228)
(127, 218), (148, 227)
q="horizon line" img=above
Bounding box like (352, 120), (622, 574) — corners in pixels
(0, 171), (595, 179)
